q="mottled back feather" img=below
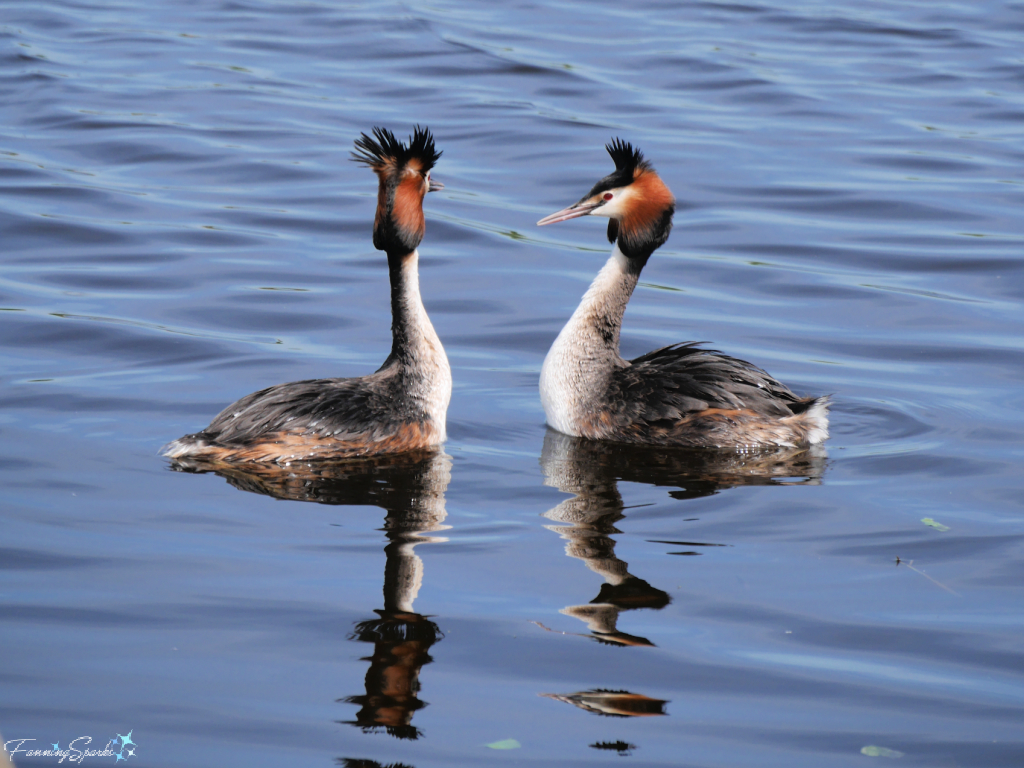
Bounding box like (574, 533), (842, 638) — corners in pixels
(196, 367), (416, 446)
(609, 342), (802, 426)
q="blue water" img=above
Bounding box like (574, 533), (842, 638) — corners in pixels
(2, 1), (1024, 766)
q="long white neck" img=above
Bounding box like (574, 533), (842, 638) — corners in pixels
(384, 249), (452, 434)
(540, 245), (639, 436)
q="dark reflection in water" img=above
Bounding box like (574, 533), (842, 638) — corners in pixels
(541, 689), (668, 718)
(168, 449), (449, 509)
(337, 761), (414, 768)
(539, 430), (826, 646)
(340, 511), (446, 742)
(171, 451), (449, 744)
(6, 0), (1024, 763)
(590, 740), (636, 756)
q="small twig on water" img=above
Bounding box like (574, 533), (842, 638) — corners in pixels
(530, 621), (590, 639)
(897, 558), (960, 597)
(531, 620), (561, 633)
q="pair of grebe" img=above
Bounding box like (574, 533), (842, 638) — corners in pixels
(163, 128), (828, 464)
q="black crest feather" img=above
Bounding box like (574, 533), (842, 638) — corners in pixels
(351, 125), (441, 173)
(585, 138), (652, 201)
(605, 138), (649, 175)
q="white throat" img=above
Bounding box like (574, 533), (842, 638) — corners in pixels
(396, 250), (452, 437)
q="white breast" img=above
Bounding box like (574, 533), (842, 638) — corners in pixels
(400, 250), (452, 440)
(540, 325), (585, 437)
(540, 247), (633, 437)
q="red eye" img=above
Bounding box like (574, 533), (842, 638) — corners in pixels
(603, 193), (614, 201)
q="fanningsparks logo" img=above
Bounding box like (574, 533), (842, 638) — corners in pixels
(3, 731), (137, 763)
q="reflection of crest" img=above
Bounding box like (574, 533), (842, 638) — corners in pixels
(591, 740), (636, 755)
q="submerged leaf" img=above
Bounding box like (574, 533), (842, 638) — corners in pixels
(861, 745), (904, 758)
(486, 739), (521, 750)
(921, 518), (950, 532)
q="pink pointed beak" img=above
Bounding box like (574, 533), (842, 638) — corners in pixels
(428, 178), (444, 192)
(537, 199), (602, 226)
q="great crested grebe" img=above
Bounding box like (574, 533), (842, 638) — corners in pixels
(162, 126), (451, 464)
(538, 139), (829, 449)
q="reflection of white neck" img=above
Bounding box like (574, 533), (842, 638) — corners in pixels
(382, 453), (452, 614)
(389, 547), (425, 614)
(561, 603), (623, 634)
(540, 245), (638, 436)
(386, 529), (452, 613)
(540, 432), (629, 584)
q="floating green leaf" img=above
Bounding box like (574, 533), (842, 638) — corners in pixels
(921, 518), (950, 532)
(486, 739), (521, 750)
(861, 745), (904, 758)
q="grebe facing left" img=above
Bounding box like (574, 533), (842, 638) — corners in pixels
(538, 139), (829, 449)
(163, 126), (451, 464)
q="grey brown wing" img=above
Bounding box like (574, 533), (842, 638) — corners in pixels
(609, 343), (802, 426)
(202, 374), (401, 445)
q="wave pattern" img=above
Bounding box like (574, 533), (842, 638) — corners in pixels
(1, 1), (1023, 766)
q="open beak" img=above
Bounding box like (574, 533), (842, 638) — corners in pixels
(537, 199), (602, 226)
(428, 178), (444, 192)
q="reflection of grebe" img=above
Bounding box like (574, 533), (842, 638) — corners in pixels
(538, 139), (829, 449)
(163, 126), (450, 464)
(171, 449), (449, 743)
(314, 451), (449, 742)
(341, 468), (448, 741)
(540, 430), (826, 646)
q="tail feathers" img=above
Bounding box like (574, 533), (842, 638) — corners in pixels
(798, 395), (831, 446)
(160, 434), (209, 459)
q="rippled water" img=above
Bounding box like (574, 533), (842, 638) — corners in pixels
(3, 1), (1024, 766)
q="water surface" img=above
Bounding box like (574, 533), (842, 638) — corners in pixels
(2, 1), (1024, 766)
